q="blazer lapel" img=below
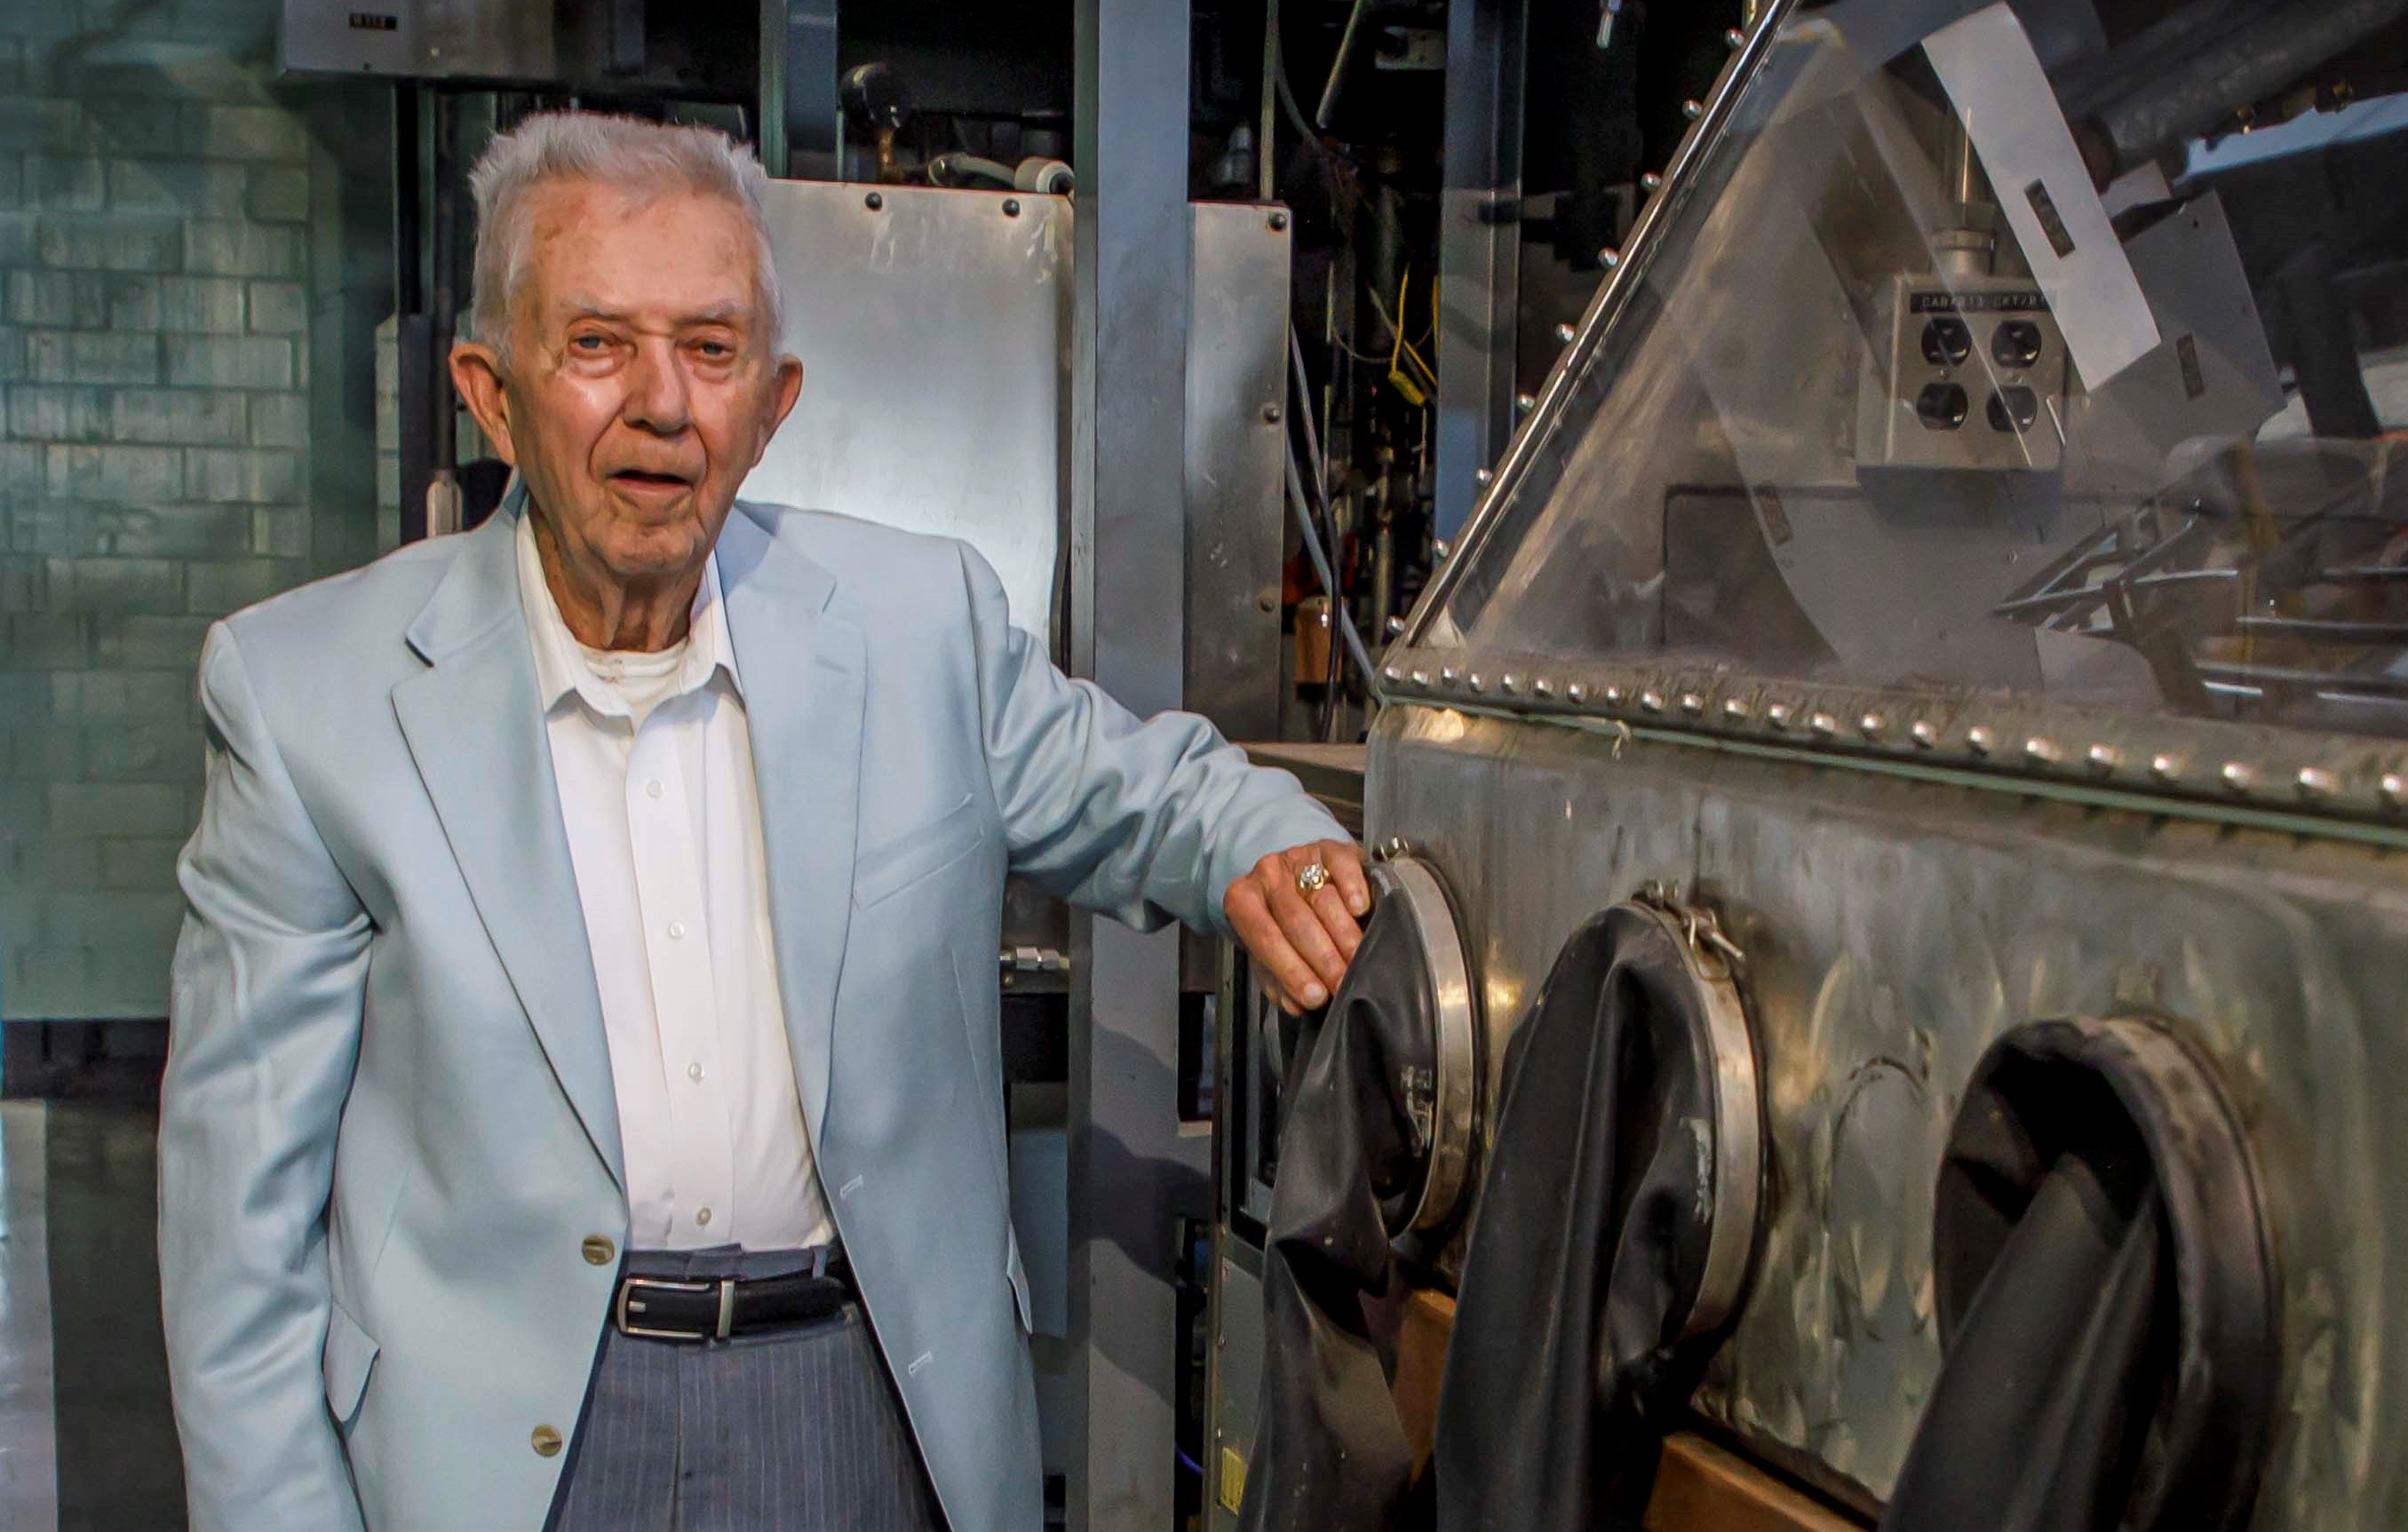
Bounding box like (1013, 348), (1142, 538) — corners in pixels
(715, 506), (865, 1136)
(390, 507), (624, 1189)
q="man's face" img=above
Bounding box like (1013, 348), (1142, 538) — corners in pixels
(456, 179), (802, 582)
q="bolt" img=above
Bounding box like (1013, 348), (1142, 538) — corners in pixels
(1723, 697), (1751, 721)
(1500, 673), (1520, 695)
(1002, 198), (1021, 217)
(1967, 726), (1996, 754)
(2086, 744), (2120, 772)
(2221, 762), (2257, 792)
(1567, 683), (1589, 703)
(1555, 321), (1577, 345)
(1860, 712), (1886, 738)
(2382, 772), (2405, 807)
(1262, 403), (1283, 423)
(1440, 667), (1460, 686)
(1256, 591), (1276, 613)
(1600, 248), (1622, 269)
(1474, 467), (1494, 485)
(1515, 393), (1537, 414)
(2024, 737), (2060, 766)
(1433, 538), (1452, 559)
(2150, 754), (2181, 781)
(1910, 720), (1938, 748)
(1467, 673), (1486, 693)
(1726, 27), (1745, 48)
(2297, 766), (2339, 800)
(1641, 171), (1665, 193)
(864, 191), (885, 210)
(1682, 99), (1704, 121)
(1680, 692), (1704, 715)
(1381, 665), (1402, 683)
(1385, 615), (1406, 637)
(1268, 210), (1290, 231)
(1533, 678), (1554, 699)
(1766, 702), (1793, 728)
(1410, 670), (1430, 687)
(1809, 711), (1838, 736)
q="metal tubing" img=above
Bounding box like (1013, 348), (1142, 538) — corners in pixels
(1315, 0), (1374, 131)
(1286, 448), (1379, 686)
(1433, 0), (1528, 544)
(2081, 0), (2408, 183)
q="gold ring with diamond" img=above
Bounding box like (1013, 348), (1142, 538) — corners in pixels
(1295, 861), (1330, 897)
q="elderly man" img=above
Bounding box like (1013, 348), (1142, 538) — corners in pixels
(159, 112), (1363, 1532)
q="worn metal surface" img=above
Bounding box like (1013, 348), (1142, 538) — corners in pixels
(745, 181), (1075, 640)
(1369, 698), (2408, 1524)
(1185, 206), (1293, 743)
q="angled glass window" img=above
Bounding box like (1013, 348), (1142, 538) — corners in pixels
(1423, 4), (2408, 741)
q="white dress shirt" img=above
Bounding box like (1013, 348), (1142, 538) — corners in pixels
(516, 511), (832, 1251)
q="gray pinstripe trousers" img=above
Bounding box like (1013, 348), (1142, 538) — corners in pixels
(547, 1247), (946, 1532)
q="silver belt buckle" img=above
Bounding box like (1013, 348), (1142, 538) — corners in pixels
(615, 1276), (730, 1342)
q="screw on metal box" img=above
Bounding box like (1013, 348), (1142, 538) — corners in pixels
(1682, 99), (1704, 120)
(1410, 670), (1430, 687)
(1809, 712), (1838, 737)
(1723, 697), (1751, 721)
(1515, 393), (1537, 414)
(1385, 615), (1406, 636)
(1474, 467), (1494, 485)
(1910, 720), (1939, 748)
(1860, 713), (1885, 738)
(1467, 673), (1486, 693)
(1002, 198), (1021, 217)
(2025, 738), (2060, 766)
(1681, 693), (1705, 715)
(1441, 667), (1460, 685)
(1534, 678), (1554, 699)
(1382, 665), (1402, 683)
(1261, 403), (1283, 422)
(864, 191), (884, 210)
(1600, 248), (1622, 268)
(2297, 767), (2339, 801)
(1268, 210), (1290, 231)
(2221, 763), (2258, 792)
(1604, 686), (1626, 706)
(1568, 683), (1589, 702)
(2383, 773), (2406, 807)
(1641, 171), (1665, 193)
(1725, 27), (1745, 47)
(1641, 690), (1665, 712)
(1967, 726), (1997, 754)
(1766, 702), (1793, 728)
(1556, 321), (1577, 344)
(1500, 674), (1520, 695)
(2151, 755), (2182, 781)
(2087, 744), (2120, 773)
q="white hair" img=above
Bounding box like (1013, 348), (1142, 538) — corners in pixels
(465, 111), (784, 366)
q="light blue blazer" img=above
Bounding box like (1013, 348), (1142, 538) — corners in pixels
(157, 495), (1340, 1532)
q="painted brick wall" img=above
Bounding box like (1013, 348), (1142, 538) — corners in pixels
(0, 3), (387, 1020)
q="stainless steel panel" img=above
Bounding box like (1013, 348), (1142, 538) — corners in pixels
(745, 182), (1073, 641)
(1185, 204), (1292, 743)
(1368, 700), (2408, 1524)
(1206, 1251), (1267, 1532)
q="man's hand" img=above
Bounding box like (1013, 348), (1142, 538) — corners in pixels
(1224, 839), (1371, 1015)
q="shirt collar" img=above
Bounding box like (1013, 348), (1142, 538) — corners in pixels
(512, 491), (744, 721)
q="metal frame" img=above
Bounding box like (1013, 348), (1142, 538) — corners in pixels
(1433, 0), (1530, 545)
(1374, 855), (1482, 1237)
(1411, 0), (1792, 627)
(1064, 0), (1203, 1526)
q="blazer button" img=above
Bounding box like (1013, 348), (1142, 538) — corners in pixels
(532, 1425), (564, 1457)
(582, 1236), (616, 1266)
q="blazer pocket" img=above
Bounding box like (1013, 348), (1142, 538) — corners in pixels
(323, 1300), (381, 1430)
(854, 794), (986, 909)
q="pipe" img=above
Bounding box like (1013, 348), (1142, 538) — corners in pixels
(2076, 0), (2408, 185)
(1314, 0), (1374, 131)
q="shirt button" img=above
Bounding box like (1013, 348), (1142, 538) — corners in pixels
(532, 1425), (563, 1457)
(645, 779), (664, 798)
(695, 1207), (713, 1227)
(687, 1062), (704, 1083)
(667, 921), (687, 941)
(581, 1235), (616, 1266)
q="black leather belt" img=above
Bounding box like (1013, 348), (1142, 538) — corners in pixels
(613, 1250), (853, 1343)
